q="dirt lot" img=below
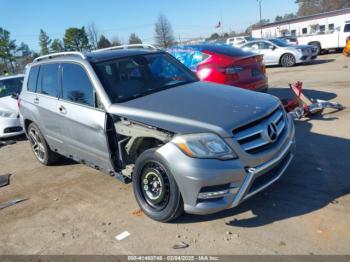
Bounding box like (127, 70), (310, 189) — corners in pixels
(0, 53), (349, 255)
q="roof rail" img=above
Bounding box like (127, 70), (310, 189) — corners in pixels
(92, 44), (158, 53)
(34, 52), (86, 62)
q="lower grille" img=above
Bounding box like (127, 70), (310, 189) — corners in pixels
(4, 126), (23, 134)
(248, 152), (291, 194)
(233, 107), (286, 154)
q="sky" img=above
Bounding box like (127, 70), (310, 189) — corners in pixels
(1, 0), (298, 52)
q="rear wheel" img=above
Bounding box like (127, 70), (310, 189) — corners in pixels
(132, 149), (183, 222)
(280, 53), (296, 67)
(27, 123), (60, 165)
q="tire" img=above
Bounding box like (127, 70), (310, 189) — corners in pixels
(27, 123), (60, 165)
(280, 53), (296, 67)
(132, 149), (184, 222)
(309, 42), (321, 56)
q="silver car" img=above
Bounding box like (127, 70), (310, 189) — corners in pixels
(0, 75), (25, 138)
(241, 39), (316, 67)
(19, 46), (295, 222)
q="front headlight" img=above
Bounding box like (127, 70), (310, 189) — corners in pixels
(0, 111), (17, 118)
(172, 133), (237, 160)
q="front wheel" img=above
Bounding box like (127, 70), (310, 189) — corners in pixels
(132, 149), (183, 222)
(280, 53), (296, 67)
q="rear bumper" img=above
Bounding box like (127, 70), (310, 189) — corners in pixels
(226, 78), (269, 92)
(0, 117), (24, 138)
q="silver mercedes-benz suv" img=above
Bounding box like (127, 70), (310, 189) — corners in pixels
(19, 45), (295, 222)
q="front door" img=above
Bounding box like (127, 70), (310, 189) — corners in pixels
(57, 62), (113, 172)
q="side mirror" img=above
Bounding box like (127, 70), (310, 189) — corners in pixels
(269, 45), (276, 51)
(11, 93), (19, 100)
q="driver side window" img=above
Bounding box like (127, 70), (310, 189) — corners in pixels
(258, 42), (273, 50)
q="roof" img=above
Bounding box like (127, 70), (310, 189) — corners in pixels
(252, 8), (350, 30)
(86, 49), (162, 63)
(0, 74), (24, 81)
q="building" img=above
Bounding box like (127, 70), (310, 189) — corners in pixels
(252, 8), (350, 39)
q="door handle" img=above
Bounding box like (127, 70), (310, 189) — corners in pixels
(58, 105), (67, 114)
(34, 97), (39, 104)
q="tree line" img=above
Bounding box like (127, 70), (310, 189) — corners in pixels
(0, 14), (175, 74)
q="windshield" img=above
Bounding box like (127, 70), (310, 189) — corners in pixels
(270, 39), (290, 47)
(0, 77), (24, 98)
(94, 53), (198, 103)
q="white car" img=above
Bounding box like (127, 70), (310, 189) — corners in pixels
(226, 36), (256, 47)
(241, 39), (316, 67)
(0, 74), (25, 138)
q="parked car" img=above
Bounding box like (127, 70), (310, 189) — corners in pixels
(297, 21), (350, 54)
(167, 45), (268, 92)
(241, 39), (316, 67)
(226, 36), (256, 47)
(0, 74), (25, 138)
(19, 46), (295, 222)
(277, 36), (298, 45)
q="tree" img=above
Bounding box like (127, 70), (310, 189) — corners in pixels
(296, 0), (350, 16)
(97, 34), (111, 48)
(51, 39), (64, 53)
(39, 29), (51, 55)
(245, 19), (270, 34)
(0, 27), (17, 72)
(63, 27), (90, 51)
(275, 13), (297, 22)
(17, 42), (31, 57)
(111, 36), (122, 46)
(154, 14), (175, 48)
(87, 23), (100, 50)
(128, 33), (142, 44)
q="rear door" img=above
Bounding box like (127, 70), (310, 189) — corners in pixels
(257, 41), (277, 64)
(339, 23), (350, 48)
(34, 63), (63, 149)
(57, 62), (113, 171)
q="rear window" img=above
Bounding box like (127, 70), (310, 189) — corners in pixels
(193, 45), (252, 57)
(167, 49), (210, 71)
(37, 64), (59, 97)
(27, 66), (39, 92)
(344, 24), (350, 32)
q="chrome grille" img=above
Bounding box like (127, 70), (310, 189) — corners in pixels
(233, 107), (286, 154)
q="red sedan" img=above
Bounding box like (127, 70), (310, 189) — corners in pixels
(168, 44), (268, 92)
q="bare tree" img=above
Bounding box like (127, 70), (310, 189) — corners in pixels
(87, 23), (100, 50)
(154, 14), (175, 48)
(296, 0), (350, 16)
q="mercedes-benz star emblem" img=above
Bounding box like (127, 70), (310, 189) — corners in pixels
(266, 122), (278, 142)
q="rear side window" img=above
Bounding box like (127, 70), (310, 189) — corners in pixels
(344, 24), (350, 32)
(167, 49), (209, 71)
(191, 45), (252, 57)
(27, 66), (39, 92)
(61, 63), (94, 107)
(38, 64), (59, 97)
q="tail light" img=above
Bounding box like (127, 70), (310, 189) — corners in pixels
(197, 68), (212, 80)
(17, 98), (21, 109)
(296, 39), (299, 45)
(261, 64), (266, 75)
(347, 36), (350, 43)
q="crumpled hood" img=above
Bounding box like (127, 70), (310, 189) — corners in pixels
(107, 81), (280, 138)
(0, 96), (19, 114)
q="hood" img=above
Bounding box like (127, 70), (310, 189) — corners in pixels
(107, 81), (280, 138)
(0, 96), (19, 114)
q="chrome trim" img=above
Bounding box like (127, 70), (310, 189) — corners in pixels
(234, 108), (286, 153)
(230, 140), (293, 208)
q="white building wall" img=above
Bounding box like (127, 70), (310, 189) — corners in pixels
(252, 12), (350, 38)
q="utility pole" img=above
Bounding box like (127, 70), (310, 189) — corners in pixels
(257, 0), (263, 38)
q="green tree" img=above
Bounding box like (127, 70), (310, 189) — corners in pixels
(17, 42), (31, 57)
(39, 29), (51, 55)
(63, 27), (90, 51)
(97, 34), (111, 48)
(51, 39), (64, 53)
(0, 27), (17, 72)
(154, 14), (175, 48)
(208, 33), (220, 40)
(128, 33), (142, 44)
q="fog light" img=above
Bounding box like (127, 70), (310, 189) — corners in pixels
(198, 190), (229, 199)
